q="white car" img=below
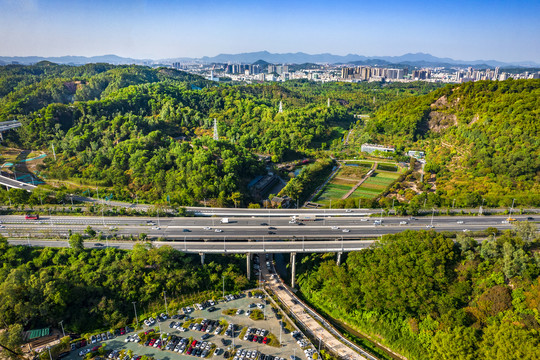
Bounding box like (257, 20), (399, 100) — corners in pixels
(345, 209), (352, 213)
(203, 226), (211, 230)
(501, 220), (509, 224)
(342, 229), (350, 233)
(426, 224), (434, 228)
(152, 226), (160, 230)
(288, 220), (296, 224)
(331, 226), (339, 230)
(463, 229), (469, 232)
(215, 229), (223, 233)
(399, 221), (408, 225)
(457, 220), (464, 224)
(360, 218), (368, 221)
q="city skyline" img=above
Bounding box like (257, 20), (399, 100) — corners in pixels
(1, 0), (540, 63)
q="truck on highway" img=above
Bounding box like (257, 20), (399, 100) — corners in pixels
(220, 218), (229, 224)
(25, 214), (39, 220)
(291, 215), (316, 222)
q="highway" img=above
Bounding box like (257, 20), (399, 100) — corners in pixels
(0, 214), (535, 242)
(0, 174), (37, 191)
(7, 239), (374, 253)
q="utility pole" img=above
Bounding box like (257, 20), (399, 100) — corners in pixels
(163, 291), (168, 315)
(132, 302), (138, 326)
(431, 208), (435, 226)
(222, 275), (225, 299)
(59, 320), (65, 337)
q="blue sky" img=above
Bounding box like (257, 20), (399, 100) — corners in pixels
(1, 0), (539, 62)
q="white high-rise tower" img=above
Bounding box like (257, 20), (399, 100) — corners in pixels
(213, 118), (219, 141)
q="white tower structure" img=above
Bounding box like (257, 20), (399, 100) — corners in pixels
(327, 98), (330, 107)
(279, 101), (283, 113)
(213, 118), (219, 141)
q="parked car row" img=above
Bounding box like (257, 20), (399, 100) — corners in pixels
(225, 293), (241, 302)
(90, 331), (114, 344)
(188, 318), (220, 334)
(243, 327), (270, 345)
(144, 317), (156, 326)
(124, 334), (141, 343)
(194, 299), (216, 310)
(168, 321), (188, 332)
(234, 349), (259, 359)
(304, 347), (319, 360)
(291, 331), (309, 349)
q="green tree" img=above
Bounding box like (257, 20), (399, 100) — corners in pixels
(430, 326), (477, 360)
(512, 221), (537, 242)
(0, 324), (23, 360)
(85, 225), (96, 238)
(479, 321), (540, 360)
(69, 233), (84, 251)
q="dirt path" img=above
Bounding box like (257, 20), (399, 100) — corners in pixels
(341, 162), (377, 200)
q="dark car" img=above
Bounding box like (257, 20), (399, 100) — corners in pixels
(268, 231), (275, 235)
(260, 223), (268, 226)
(207, 306), (216, 312)
(527, 217), (534, 220)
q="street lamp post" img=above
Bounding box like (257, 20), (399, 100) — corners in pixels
(59, 320), (65, 337)
(163, 291), (168, 315)
(132, 302), (138, 326)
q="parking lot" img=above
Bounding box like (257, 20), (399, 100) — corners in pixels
(63, 291), (316, 360)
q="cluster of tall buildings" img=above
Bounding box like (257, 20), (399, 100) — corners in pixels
(455, 67), (540, 82)
(225, 64), (262, 75)
(267, 65), (289, 74)
(341, 66), (410, 81)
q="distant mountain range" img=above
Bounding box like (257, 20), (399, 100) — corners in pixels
(1, 51), (539, 68)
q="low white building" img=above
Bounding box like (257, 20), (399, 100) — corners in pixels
(361, 143), (395, 154)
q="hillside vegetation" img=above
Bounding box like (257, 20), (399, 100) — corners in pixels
(0, 238), (249, 333)
(356, 79), (540, 207)
(0, 63), (438, 206)
(297, 227), (540, 360)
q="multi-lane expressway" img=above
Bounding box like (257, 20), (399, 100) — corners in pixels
(7, 239), (374, 253)
(0, 214), (535, 242)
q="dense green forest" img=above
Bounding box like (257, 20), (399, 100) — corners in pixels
(1, 62), (538, 207)
(354, 79), (540, 207)
(0, 62), (439, 205)
(296, 226), (540, 360)
(0, 237), (249, 334)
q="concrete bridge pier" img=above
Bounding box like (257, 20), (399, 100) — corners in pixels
(290, 252), (297, 288)
(247, 252), (252, 280)
(336, 252), (343, 266)
(200, 252), (205, 265)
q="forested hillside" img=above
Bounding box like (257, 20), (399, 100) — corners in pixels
(0, 237), (249, 333)
(0, 63), (439, 206)
(355, 79), (540, 207)
(296, 227), (540, 360)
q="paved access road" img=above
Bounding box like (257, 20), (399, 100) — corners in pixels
(262, 257), (370, 360)
(0, 214), (535, 241)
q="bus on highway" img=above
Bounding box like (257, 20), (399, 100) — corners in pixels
(25, 214), (39, 220)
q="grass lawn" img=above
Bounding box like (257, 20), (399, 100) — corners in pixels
(315, 183), (352, 203)
(354, 171), (401, 199)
